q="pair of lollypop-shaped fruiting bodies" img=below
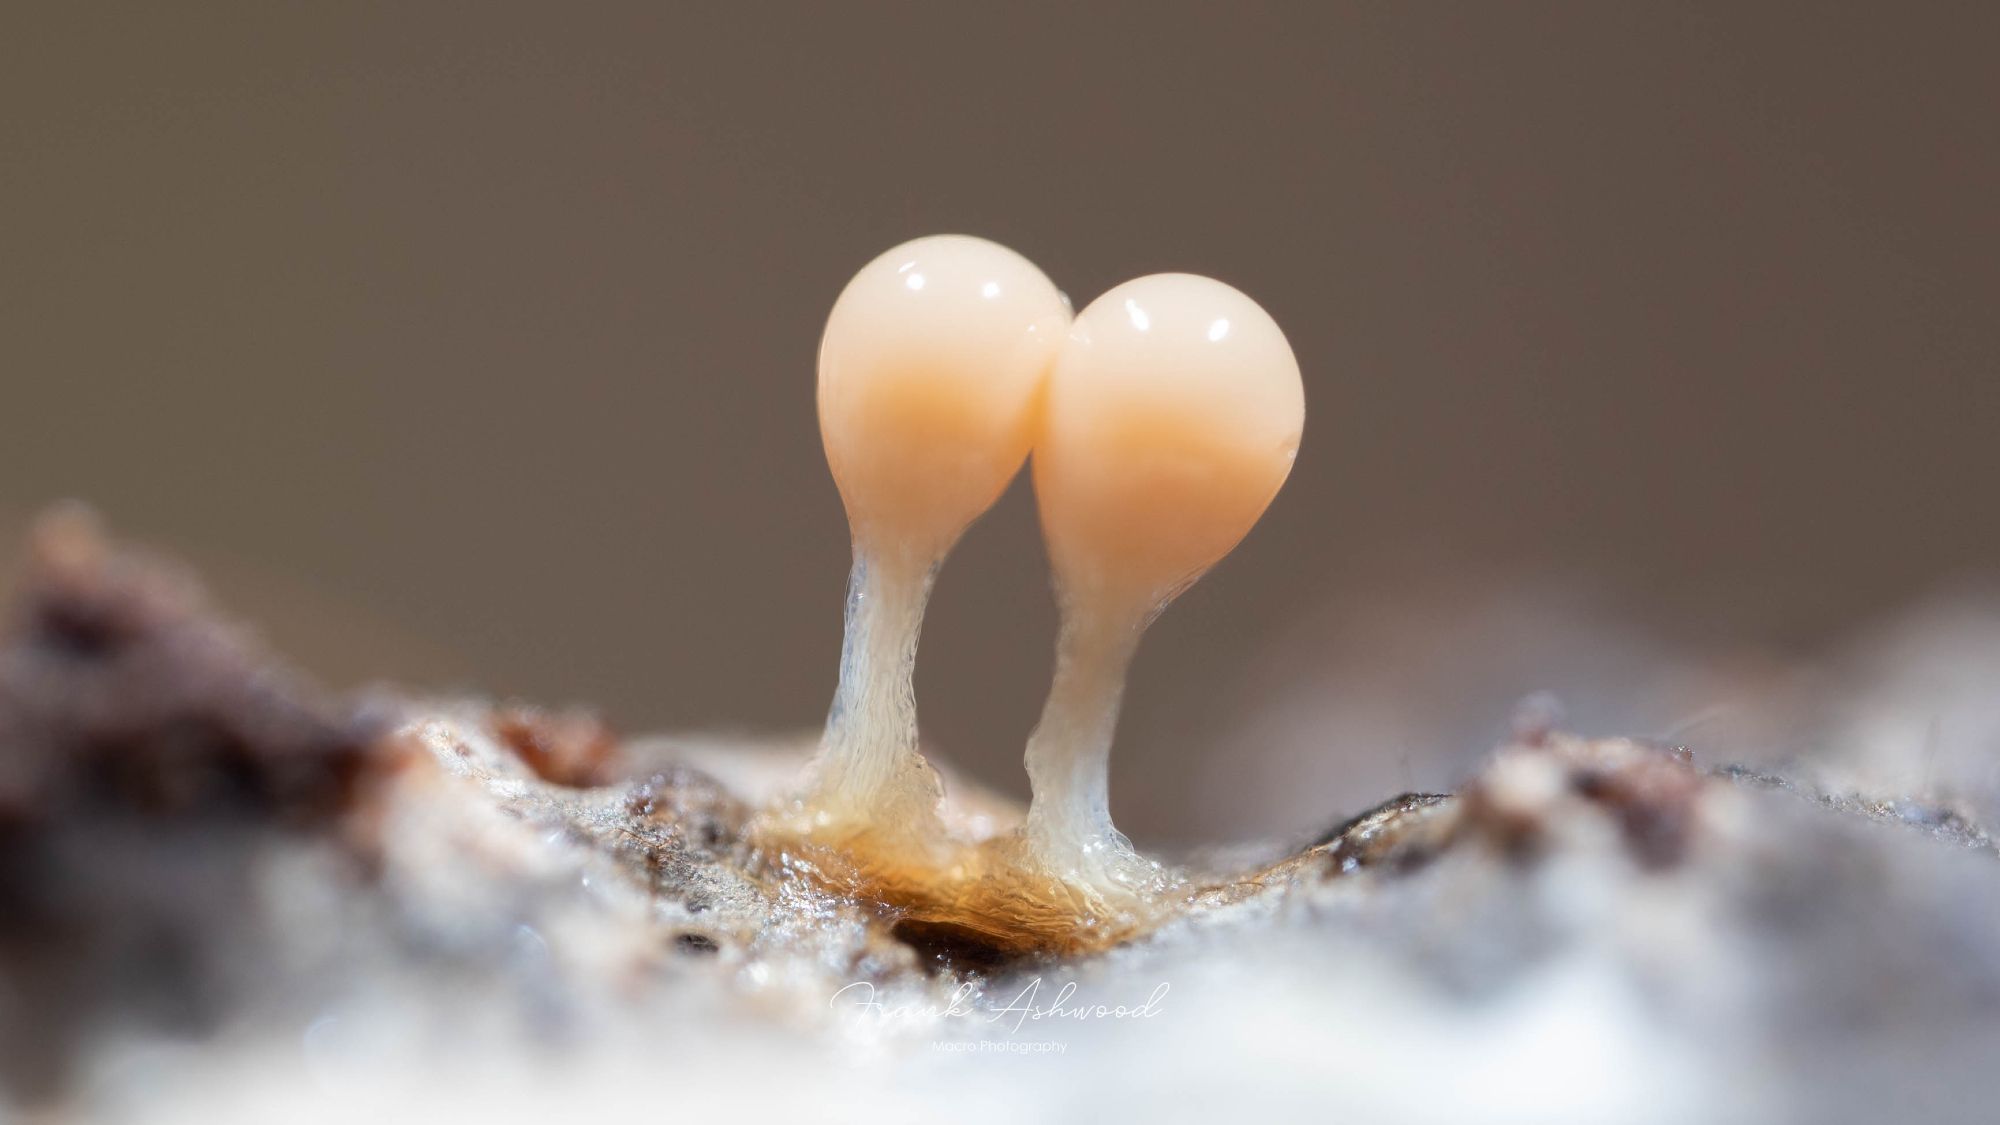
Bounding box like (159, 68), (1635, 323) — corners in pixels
(812, 234), (1303, 899)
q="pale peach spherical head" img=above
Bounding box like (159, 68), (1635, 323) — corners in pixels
(818, 235), (1071, 563)
(1034, 273), (1304, 613)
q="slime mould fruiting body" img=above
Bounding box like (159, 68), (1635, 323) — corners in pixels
(754, 235), (1304, 955)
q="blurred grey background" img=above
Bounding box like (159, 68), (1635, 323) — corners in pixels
(4, 4), (1996, 845)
